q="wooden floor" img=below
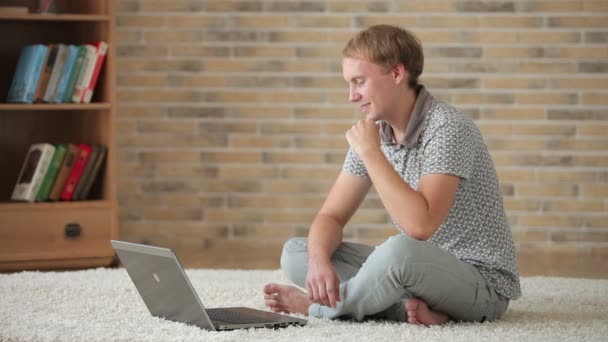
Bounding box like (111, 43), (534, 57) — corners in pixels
(177, 247), (608, 279)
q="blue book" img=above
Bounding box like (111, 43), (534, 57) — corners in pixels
(54, 45), (78, 103)
(7, 44), (48, 104)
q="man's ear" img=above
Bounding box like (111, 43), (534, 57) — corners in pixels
(392, 64), (407, 85)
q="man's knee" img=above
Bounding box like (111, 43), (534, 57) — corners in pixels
(280, 238), (309, 284)
(374, 234), (428, 266)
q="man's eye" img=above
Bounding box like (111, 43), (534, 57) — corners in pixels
(357, 80), (365, 85)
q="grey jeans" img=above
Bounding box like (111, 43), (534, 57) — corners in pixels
(281, 234), (509, 322)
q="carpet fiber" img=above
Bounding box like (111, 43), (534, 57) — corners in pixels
(1, 268), (607, 341)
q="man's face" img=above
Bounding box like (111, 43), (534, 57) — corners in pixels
(342, 57), (401, 121)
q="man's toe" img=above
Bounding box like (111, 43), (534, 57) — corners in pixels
(263, 283), (281, 294)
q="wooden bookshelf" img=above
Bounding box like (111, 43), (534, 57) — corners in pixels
(0, 103), (111, 110)
(0, 13), (110, 21)
(0, 1), (117, 271)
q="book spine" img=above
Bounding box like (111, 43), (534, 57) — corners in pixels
(36, 144), (68, 202)
(27, 144), (56, 202)
(7, 45), (34, 103)
(62, 45), (86, 103)
(11, 144), (56, 202)
(35, 45), (57, 103)
(36, 0), (58, 13)
(43, 44), (68, 103)
(79, 145), (107, 200)
(11, 145), (39, 201)
(82, 41), (108, 104)
(72, 145), (99, 200)
(28, 46), (48, 103)
(71, 45), (96, 103)
(53, 45), (78, 103)
(33, 45), (53, 103)
(7, 44), (48, 104)
(60, 144), (92, 201)
(48, 144), (79, 201)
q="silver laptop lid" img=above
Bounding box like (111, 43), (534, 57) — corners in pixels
(111, 240), (217, 331)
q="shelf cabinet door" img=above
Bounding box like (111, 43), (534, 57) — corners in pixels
(0, 205), (114, 265)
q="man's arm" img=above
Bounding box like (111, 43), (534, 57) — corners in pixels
(306, 170), (371, 308)
(361, 151), (459, 240)
(346, 119), (459, 241)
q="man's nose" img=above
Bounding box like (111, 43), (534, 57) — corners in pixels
(348, 85), (360, 102)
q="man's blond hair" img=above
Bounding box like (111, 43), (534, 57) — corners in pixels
(342, 25), (424, 87)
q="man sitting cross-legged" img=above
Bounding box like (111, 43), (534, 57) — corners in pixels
(262, 24), (521, 326)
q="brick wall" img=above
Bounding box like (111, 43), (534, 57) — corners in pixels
(114, 0), (608, 270)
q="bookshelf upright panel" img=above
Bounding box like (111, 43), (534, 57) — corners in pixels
(0, 0), (117, 271)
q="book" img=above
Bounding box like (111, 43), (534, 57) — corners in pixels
(79, 145), (107, 200)
(34, 45), (57, 103)
(62, 45), (87, 103)
(6, 44), (48, 104)
(36, 0), (58, 13)
(48, 144), (79, 201)
(71, 45), (96, 103)
(82, 41), (108, 103)
(60, 144), (92, 201)
(11, 143), (56, 202)
(53, 45), (78, 103)
(73, 144), (106, 200)
(35, 143), (68, 202)
(43, 44), (69, 103)
(72, 41), (107, 103)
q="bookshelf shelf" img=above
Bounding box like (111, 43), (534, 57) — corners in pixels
(0, 1), (117, 272)
(0, 199), (113, 210)
(0, 14), (110, 22)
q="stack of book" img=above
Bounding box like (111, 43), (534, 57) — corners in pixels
(6, 42), (108, 104)
(11, 143), (107, 202)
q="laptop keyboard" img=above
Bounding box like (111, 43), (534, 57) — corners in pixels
(206, 309), (274, 325)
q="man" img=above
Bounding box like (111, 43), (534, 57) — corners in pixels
(263, 25), (521, 326)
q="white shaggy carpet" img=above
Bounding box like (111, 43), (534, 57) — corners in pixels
(1, 268), (607, 341)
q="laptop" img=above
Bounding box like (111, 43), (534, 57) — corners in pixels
(111, 240), (308, 331)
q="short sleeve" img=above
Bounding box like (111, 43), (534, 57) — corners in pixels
(421, 119), (476, 179)
(342, 147), (369, 177)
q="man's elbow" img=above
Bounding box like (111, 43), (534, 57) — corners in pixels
(407, 229), (433, 241)
(400, 221), (438, 241)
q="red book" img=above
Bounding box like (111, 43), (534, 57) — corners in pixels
(60, 144), (92, 201)
(82, 41), (108, 103)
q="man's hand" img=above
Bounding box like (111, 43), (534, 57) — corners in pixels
(306, 259), (341, 308)
(345, 119), (381, 157)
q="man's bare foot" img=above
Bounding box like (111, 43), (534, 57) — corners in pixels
(263, 283), (314, 315)
(405, 298), (450, 326)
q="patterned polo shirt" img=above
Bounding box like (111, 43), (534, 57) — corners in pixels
(343, 85), (521, 300)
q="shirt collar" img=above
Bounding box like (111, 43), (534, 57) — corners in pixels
(380, 85), (433, 147)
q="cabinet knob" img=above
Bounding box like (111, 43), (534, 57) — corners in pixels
(64, 223), (82, 239)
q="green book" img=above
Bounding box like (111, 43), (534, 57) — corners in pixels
(62, 45), (87, 103)
(36, 143), (68, 201)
